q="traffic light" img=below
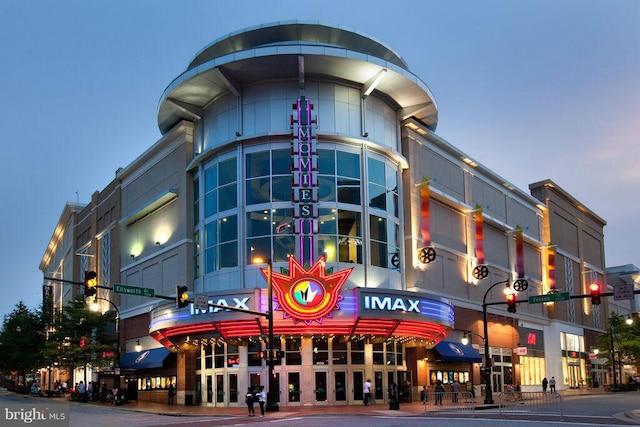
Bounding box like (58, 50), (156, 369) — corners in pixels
(506, 291), (517, 313)
(176, 285), (189, 308)
(589, 282), (601, 305)
(84, 271), (97, 297)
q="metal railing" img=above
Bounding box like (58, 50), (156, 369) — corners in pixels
(422, 390), (564, 420)
(497, 391), (564, 420)
(423, 391), (477, 416)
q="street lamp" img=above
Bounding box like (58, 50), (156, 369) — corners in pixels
(91, 297), (120, 388)
(482, 280), (511, 404)
(253, 257), (279, 412)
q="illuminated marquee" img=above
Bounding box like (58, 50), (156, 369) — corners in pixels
(262, 255), (353, 323)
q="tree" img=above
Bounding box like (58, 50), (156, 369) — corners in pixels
(0, 302), (46, 390)
(43, 296), (117, 382)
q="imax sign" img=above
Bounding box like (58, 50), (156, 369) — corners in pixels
(190, 297), (250, 315)
(363, 295), (420, 313)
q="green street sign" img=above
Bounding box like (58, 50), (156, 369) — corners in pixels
(528, 292), (570, 304)
(113, 283), (155, 298)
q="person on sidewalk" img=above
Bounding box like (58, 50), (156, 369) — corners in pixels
(168, 383), (175, 405)
(434, 380), (445, 405)
(363, 379), (372, 406)
(542, 377), (548, 393)
(245, 387), (256, 416)
(451, 379), (460, 403)
(549, 377), (556, 393)
(257, 386), (266, 417)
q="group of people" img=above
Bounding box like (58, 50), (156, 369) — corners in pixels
(541, 376), (557, 393)
(245, 385), (267, 417)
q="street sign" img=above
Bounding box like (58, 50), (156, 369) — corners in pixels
(528, 292), (570, 304)
(113, 283), (155, 297)
(614, 283), (634, 301)
(193, 294), (209, 311)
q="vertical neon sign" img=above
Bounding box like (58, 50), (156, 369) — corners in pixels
(420, 178), (431, 246)
(474, 205), (484, 265)
(547, 243), (556, 291)
(515, 226), (525, 279)
(291, 96), (318, 266)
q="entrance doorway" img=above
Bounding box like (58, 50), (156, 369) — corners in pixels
(353, 371), (363, 403)
(315, 371), (328, 402)
(334, 371), (347, 402)
(287, 372), (301, 404)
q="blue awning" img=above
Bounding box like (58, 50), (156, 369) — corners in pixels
(433, 341), (482, 363)
(119, 347), (172, 370)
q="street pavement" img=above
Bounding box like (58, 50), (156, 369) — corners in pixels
(6, 387), (640, 424)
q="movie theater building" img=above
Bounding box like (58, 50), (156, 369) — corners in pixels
(110, 21), (607, 407)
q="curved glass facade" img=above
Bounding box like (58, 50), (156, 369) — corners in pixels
(194, 142), (402, 287)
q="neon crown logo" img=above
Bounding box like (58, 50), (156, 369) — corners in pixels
(261, 255), (353, 324)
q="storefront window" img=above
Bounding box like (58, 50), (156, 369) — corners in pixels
(248, 340), (262, 367)
(137, 375), (176, 391)
(351, 340), (365, 364)
(214, 342), (225, 368)
(373, 342), (384, 365)
(227, 344), (239, 367)
(285, 338), (302, 365)
(332, 338), (347, 365)
(205, 343), (213, 369)
(313, 337), (329, 365)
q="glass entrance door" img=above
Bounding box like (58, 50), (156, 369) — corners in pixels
(353, 371), (363, 403)
(334, 371), (346, 402)
(315, 371), (327, 402)
(288, 372), (301, 403)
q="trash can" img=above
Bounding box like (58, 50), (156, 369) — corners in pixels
(389, 399), (400, 410)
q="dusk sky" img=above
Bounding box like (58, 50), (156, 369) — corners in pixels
(1, 0), (638, 319)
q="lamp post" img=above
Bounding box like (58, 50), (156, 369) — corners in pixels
(254, 257), (279, 412)
(609, 324), (619, 392)
(482, 280), (510, 404)
(91, 297), (120, 388)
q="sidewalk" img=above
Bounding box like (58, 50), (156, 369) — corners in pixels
(9, 387), (612, 419)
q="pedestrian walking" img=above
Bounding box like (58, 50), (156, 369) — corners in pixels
(245, 387), (256, 416)
(542, 377), (548, 393)
(549, 376), (556, 393)
(451, 379), (460, 403)
(363, 378), (372, 406)
(257, 386), (266, 417)
(421, 385), (428, 404)
(434, 380), (445, 405)
(168, 383), (175, 405)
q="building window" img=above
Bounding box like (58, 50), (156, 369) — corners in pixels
(332, 338), (347, 365)
(246, 149), (291, 205)
(247, 339), (262, 367)
(313, 337), (329, 365)
(214, 342), (225, 368)
(373, 342), (384, 365)
(246, 208), (294, 264)
(318, 149), (361, 205)
(318, 209), (362, 264)
(205, 214), (238, 272)
(204, 157), (237, 217)
(285, 338), (302, 365)
(367, 158), (398, 217)
(227, 344), (239, 368)
(351, 339), (365, 364)
(205, 342), (213, 369)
